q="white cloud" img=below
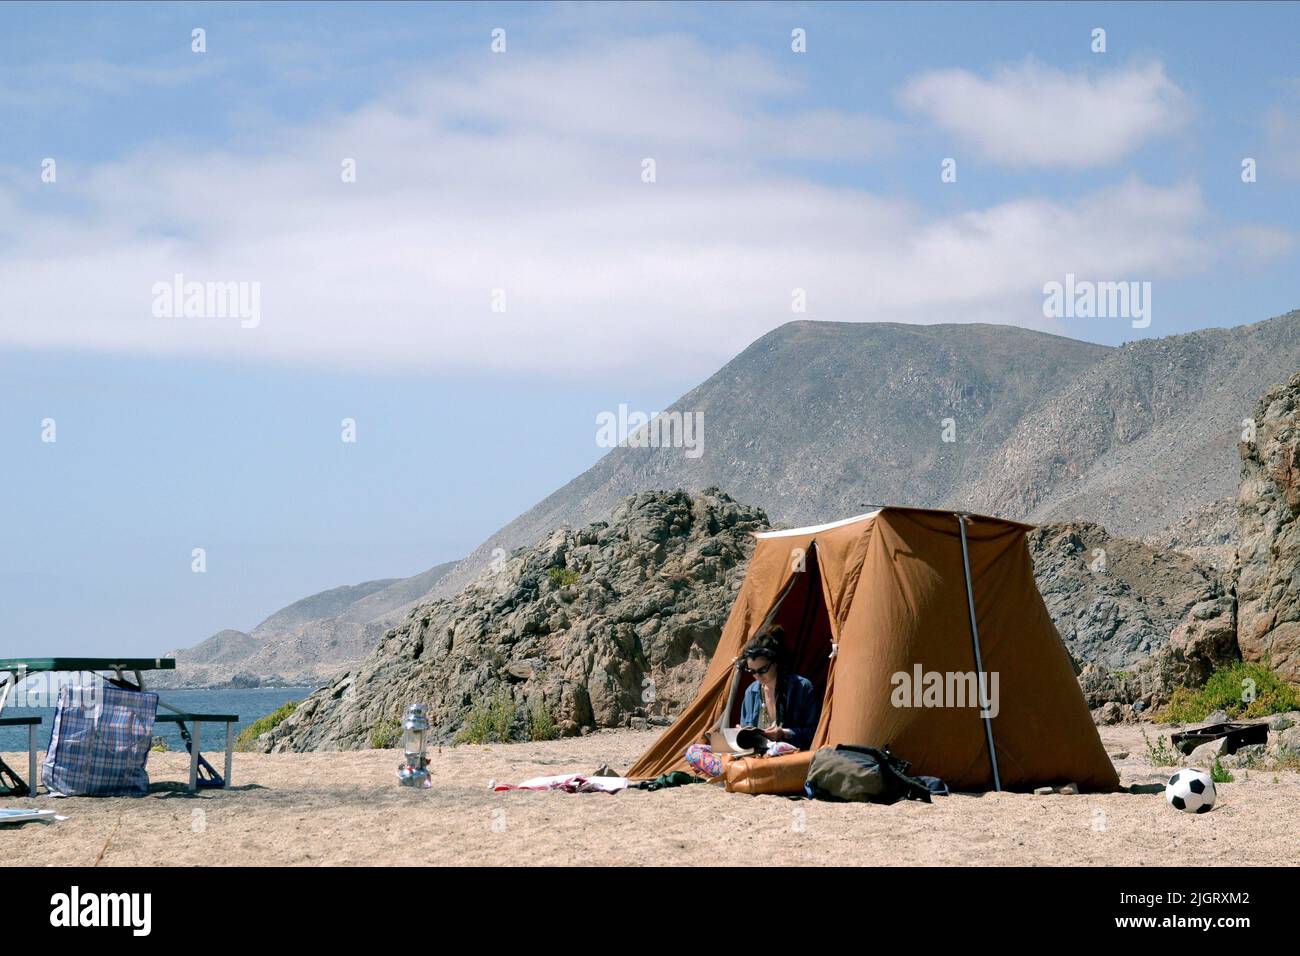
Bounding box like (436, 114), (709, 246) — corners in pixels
(899, 60), (1190, 168)
(0, 41), (1253, 380)
(0, 58), (219, 107)
(1263, 95), (1300, 180)
(1223, 225), (1297, 264)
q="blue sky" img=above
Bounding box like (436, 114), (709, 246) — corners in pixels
(1, 1), (1296, 657)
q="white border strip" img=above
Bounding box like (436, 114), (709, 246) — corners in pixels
(753, 509), (881, 539)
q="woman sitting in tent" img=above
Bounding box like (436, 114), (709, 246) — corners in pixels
(684, 626), (821, 778)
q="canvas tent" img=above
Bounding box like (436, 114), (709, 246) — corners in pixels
(627, 507), (1119, 793)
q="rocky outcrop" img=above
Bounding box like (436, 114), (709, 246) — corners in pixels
(1028, 522), (1224, 672)
(265, 489), (766, 751)
(1028, 522), (1237, 716)
(1082, 370), (1300, 714)
(1236, 372), (1300, 683)
(267, 485), (1251, 750)
(1080, 593), (1239, 718)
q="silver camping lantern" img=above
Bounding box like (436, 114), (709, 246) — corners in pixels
(396, 703), (432, 788)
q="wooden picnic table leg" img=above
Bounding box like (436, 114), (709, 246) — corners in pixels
(28, 721), (37, 794)
(225, 722), (233, 788)
(189, 720), (200, 793)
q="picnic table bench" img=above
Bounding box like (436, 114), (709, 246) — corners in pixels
(0, 657), (238, 794)
(154, 712), (239, 791)
(0, 715), (41, 797)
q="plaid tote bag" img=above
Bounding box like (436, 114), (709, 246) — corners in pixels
(43, 683), (158, 796)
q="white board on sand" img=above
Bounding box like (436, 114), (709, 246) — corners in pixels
(0, 808), (61, 825)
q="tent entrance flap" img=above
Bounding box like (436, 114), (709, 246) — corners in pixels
(723, 544), (834, 728)
(718, 559), (801, 728)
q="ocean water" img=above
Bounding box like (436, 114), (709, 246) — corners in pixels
(0, 685), (316, 754)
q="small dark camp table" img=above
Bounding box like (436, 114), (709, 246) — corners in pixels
(0, 657), (237, 794)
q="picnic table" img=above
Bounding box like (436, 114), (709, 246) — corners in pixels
(0, 657), (237, 794)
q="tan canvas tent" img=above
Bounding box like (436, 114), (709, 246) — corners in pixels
(627, 507), (1119, 793)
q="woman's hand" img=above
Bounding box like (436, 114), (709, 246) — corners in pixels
(762, 725), (787, 741)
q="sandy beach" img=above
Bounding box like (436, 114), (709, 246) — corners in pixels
(5, 723), (1298, 867)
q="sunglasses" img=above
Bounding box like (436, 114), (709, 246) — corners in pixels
(744, 661), (773, 677)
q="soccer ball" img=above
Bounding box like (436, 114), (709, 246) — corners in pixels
(1166, 769), (1216, 813)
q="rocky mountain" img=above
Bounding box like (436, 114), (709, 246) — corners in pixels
(430, 322), (1109, 601)
(265, 489), (1235, 752)
(173, 628), (264, 671)
(266, 490), (764, 751)
(967, 314), (1300, 568)
(433, 311), (1300, 602)
(169, 310), (1298, 687)
(155, 561), (459, 688)
(247, 578), (403, 635)
(1236, 372), (1300, 683)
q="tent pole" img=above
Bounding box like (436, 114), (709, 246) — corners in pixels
(957, 514), (1002, 792)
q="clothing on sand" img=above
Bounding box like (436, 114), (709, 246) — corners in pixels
(493, 773), (629, 794)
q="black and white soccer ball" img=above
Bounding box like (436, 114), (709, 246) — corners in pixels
(1166, 768), (1217, 813)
